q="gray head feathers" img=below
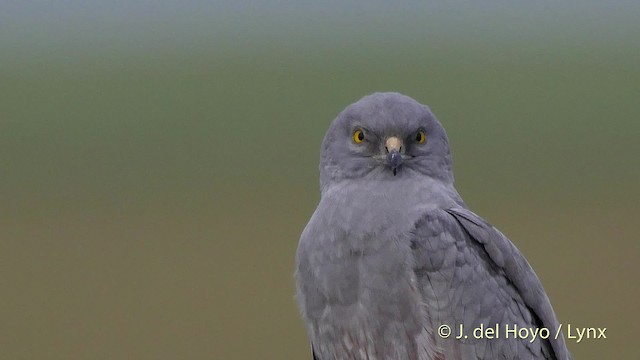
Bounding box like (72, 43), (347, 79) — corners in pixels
(319, 92), (454, 193)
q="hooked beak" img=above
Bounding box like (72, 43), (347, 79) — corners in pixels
(385, 136), (403, 176)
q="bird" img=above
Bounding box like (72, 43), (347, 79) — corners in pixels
(294, 93), (572, 360)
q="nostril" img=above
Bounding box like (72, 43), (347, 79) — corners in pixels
(385, 146), (389, 153)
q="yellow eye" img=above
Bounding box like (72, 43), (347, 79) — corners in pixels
(416, 130), (426, 144)
(353, 129), (365, 143)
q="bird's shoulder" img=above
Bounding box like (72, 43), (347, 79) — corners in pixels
(409, 207), (571, 360)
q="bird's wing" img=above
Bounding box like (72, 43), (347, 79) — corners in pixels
(410, 207), (571, 360)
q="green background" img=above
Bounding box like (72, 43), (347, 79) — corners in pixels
(1, 2), (638, 359)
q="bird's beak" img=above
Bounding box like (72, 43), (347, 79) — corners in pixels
(385, 136), (403, 176)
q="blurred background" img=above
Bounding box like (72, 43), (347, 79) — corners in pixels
(1, 1), (639, 359)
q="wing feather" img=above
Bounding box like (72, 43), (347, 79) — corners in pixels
(410, 208), (572, 360)
(444, 208), (571, 360)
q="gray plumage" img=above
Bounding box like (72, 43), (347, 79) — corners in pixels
(295, 93), (572, 360)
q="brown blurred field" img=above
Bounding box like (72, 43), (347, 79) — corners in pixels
(1, 3), (639, 359)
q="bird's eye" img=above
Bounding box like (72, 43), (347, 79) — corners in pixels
(353, 129), (365, 143)
(416, 130), (426, 144)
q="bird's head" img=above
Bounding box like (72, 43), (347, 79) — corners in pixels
(319, 92), (454, 191)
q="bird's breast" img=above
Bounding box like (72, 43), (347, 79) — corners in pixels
(296, 179), (443, 358)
